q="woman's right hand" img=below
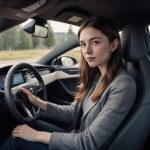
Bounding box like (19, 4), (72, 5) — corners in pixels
(21, 88), (47, 111)
(21, 88), (38, 105)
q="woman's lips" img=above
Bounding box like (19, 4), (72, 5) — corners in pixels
(86, 57), (96, 61)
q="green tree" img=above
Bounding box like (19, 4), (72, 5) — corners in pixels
(32, 36), (40, 49)
(18, 30), (32, 49)
(0, 26), (19, 50)
(67, 25), (76, 40)
(0, 33), (5, 50)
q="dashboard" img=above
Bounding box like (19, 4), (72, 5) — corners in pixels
(0, 65), (52, 90)
(0, 64), (55, 114)
(0, 73), (24, 88)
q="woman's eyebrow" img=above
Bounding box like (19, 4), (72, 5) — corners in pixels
(79, 41), (84, 44)
(80, 37), (101, 43)
(89, 37), (101, 41)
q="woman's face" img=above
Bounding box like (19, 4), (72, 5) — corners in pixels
(79, 27), (118, 69)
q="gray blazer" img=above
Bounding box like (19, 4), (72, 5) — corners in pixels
(44, 69), (136, 150)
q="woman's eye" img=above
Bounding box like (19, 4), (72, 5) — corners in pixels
(80, 43), (86, 47)
(92, 41), (100, 45)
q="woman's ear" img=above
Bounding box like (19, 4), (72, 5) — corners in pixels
(110, 39), (119, 52)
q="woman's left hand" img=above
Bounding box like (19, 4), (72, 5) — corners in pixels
(12, 124), (40, 142)
(12, 124), (51, 144)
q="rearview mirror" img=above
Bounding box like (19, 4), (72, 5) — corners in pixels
(22, 19), (48, 38)
(32, 24), (48, 37)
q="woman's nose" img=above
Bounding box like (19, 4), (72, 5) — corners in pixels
(85, 44), (92, 53)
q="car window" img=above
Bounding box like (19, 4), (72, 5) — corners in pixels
(0, 20), (79, 64)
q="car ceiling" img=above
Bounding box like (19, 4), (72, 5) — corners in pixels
(0, 0), (150, 32)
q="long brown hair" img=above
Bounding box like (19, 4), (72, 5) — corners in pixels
(75, 16), (123, 102)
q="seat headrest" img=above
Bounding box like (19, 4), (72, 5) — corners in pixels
(121, 24), (147, 63)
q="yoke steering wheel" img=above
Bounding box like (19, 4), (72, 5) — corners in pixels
(4, 62), (47, 123)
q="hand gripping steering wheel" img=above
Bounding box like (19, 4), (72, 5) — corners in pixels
(4, 63), (47, 123)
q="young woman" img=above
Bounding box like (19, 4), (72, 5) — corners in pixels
(0, 16), (136, 150)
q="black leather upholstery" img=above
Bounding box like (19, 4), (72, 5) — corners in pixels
(107, 24), (150, 150)
(121, 24), (147, 62)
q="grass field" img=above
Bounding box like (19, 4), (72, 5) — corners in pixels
(0, 48), (81, 62)
(0, 49), (50, 61)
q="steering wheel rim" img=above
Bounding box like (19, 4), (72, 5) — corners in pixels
(4, 62), (47, 123)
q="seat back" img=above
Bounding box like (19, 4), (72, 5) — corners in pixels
(107, 23), (150, 150)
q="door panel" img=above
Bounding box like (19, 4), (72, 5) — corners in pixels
(46, 75), (79, 105)
(44, 70), (79, 105)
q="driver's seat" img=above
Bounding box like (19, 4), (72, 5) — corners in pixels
(107, 23), (150, 150)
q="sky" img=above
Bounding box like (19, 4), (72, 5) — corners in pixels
(50, 21), (79, 33)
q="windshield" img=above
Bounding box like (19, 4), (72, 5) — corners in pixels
(0, 20), (79, 64)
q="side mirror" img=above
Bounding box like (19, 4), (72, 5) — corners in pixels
(52, 56), (78, 67)
(22, 19), (48, 38)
